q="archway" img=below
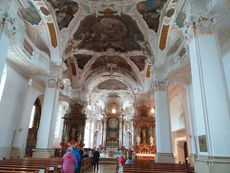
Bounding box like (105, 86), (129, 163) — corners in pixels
(25, 98), (41, 157)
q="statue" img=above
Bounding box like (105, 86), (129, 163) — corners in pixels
(142, 129), (146, 144)
(71, 128), (77, 140)
(136, 135), (141, 146)
(150, 136), (154, 146)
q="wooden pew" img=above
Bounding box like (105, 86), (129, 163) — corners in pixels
(0, 158), (61, 173)
(0, 157), (93, 173)
(0, 166), (39, 173)
(121, 160), (195, 173)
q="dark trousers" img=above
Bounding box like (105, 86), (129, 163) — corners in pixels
(77, 163), (81, 173)
(93, 160), (99, 170)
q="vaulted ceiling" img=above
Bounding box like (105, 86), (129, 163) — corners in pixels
(12, 0), (191, 118)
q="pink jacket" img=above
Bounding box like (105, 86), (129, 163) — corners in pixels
(62, 152), (77, 173)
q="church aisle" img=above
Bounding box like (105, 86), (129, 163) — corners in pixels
(85, 164), (117, 173)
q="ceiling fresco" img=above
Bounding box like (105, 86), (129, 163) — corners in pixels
(98, 79), (128, 90)
(73, 54), (92, 69)
(20, 0), (41, 25)
(176, 12), (186, 28)
(137, 0), (167, 32)
(47, 0), (79, 30)
(90, 56), (132, 72)
(73, 14), (144, 52)
(130, 56), (147, 71)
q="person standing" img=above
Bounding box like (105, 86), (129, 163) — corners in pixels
(77, 147), (84, 173)
(61, 147), (76, 173)
(72, 147), (81, 173)
(93, 148), (100, 170)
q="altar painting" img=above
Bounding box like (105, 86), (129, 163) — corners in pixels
(106, 117), (119, 148)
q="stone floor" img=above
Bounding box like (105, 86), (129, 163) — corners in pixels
(84, 164), (117, 173)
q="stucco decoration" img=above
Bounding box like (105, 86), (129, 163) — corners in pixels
(137, 0), (167, 32)
(47, 0), (79, 30)
(98, 79), (128, 90)
(90, 56), (132, 72)
(167, 38), (183, 56)
(130, 56), (146, 71)
(73, 14), (144, 52)
(166, 8), (175, 18)
(20, 0), (41, 25)
(73, 54), (92, 69)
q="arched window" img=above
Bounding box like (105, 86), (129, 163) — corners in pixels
(0, 64), (7, 102)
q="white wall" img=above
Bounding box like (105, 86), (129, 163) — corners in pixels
(169, 86), (186, 132)
(170, 96), (185, 131)
(0, 63), (42, 159)
(222, 50), (230, 100)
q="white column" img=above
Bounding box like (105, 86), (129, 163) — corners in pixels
(33, 80), (59, 158)
(91, 119), (97, 148)
(184, 83), (198, 166)
(102, 117), (107, 149)
(153, 80), (175, 163)
(88, 118), (93, 148)
(186, 16), (230, 172)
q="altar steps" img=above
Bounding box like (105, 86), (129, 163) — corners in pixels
(99, 157), (117, 164)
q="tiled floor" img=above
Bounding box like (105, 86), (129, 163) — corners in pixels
(84, 164), (117, 173)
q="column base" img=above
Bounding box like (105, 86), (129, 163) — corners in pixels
(155, 153), (175, 163)
(11, 147), (24, 158)
(194, 155), (230, 173)
(32, 148), (55, 158)
(0, 147), (11, 160)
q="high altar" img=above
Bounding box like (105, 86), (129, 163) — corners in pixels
(134, 105), (156, 160)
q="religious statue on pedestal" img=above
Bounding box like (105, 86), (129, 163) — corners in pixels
(150, 136), (154, 146)
(71, 128), (77, 140)
(142, 129), (147, 144)
(136, 135), (141, 146)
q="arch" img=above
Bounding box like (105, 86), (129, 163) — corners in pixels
(25, 97), (42, 157)
(93, 130), (102, 149)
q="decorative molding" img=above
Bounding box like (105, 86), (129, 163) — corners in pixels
(152, 80), (168, 91)
(0, 10), (17, 38)
(183, 16), (216, 42)
(47, 78), (58, 88)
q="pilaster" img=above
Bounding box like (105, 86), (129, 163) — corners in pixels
(153, 80), (175, 163)
(185, 14), (230, 173)
(33, 79), (60, 158)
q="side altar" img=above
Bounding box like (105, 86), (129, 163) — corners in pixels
(61, 101), (86, 148)
(133, 107), (156, 160)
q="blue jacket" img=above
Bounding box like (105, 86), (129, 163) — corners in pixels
(72, 149), (81, 169)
